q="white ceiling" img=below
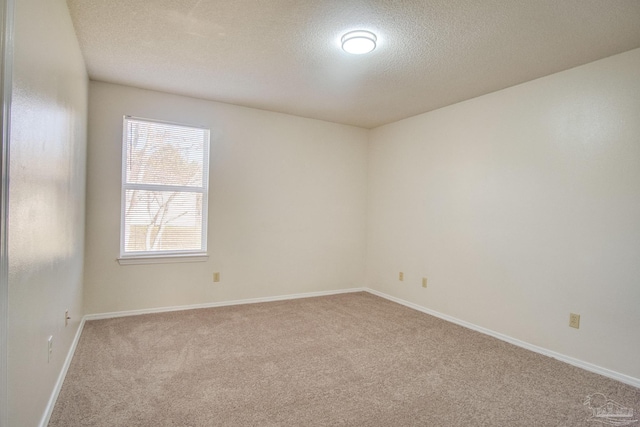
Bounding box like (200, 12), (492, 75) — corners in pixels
(66, 0), (640, 129)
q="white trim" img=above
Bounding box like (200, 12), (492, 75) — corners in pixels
(84, 287), (366, 321)
(200, 130), (209, 253)
(39, 285), (640, 427)
(363, 288), (640, 389)
(120, 116), (210, 258)
(38, 317), (86, 427)
(0, 0), (13, 425)
(40, 288), (365, 426)
(124, 115), (208, 130)
(117, 253), (209, 265)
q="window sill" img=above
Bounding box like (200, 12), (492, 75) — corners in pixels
(117, 253), (209, 265)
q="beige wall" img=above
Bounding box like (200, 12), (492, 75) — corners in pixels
(84, 82), (368, 314)
(4, 6), (638, 421)
(86, 50), (640, 382)
(366, 48), (640, 379)
(8, 0), (87, 425)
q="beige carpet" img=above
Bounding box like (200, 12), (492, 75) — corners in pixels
(49, 292), (639, 426)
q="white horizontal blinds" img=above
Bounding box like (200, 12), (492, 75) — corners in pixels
(125, 119), (204, 187)
(123, 117), (209, 255)
(124, 190), (203, 252)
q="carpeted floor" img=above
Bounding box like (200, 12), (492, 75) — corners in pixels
(49, 292), (639, 426)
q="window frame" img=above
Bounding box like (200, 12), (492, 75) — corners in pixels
(118, 115), (210, 264)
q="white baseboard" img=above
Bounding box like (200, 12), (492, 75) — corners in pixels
(41, 288), (365, 425)
(40, 285), (639, 427)
(363, 287), (640, 389)
(84, 287), (366, 321)
(39, 316), (86, 427)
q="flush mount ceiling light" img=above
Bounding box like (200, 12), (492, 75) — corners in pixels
(341, 30), (377, 54)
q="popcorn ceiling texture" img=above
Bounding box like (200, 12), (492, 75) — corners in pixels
(66, 0), (640, 128)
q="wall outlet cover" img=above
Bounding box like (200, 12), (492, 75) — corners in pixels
(569, 313), (580, 329)
(47, 336), (53, 363)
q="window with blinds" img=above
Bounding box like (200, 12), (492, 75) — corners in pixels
(120, 116), (209, 258)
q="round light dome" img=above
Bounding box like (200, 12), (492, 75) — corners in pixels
(341, 30), (377, 55)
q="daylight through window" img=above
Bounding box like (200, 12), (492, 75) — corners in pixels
(120, 117), (209, 258)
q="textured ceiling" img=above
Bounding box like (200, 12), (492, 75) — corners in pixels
(66, 0), (640, 129)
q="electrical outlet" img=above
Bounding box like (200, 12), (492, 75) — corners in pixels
(569, 313), (580, 329)
(399, 272), (404, 281)
(213, 272), (220, 282)
(65, 309), (70, 327)
(422, 277), (428, 288)
(47, 336), (53, 363)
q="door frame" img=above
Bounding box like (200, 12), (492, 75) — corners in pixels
(0, 0), (14, 425)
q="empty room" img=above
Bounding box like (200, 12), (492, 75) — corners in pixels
(1, 0), (640, 426)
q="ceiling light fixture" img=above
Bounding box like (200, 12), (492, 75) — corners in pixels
(341, 30), (377, 55)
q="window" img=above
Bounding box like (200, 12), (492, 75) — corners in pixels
(120, 116), (209, 263)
